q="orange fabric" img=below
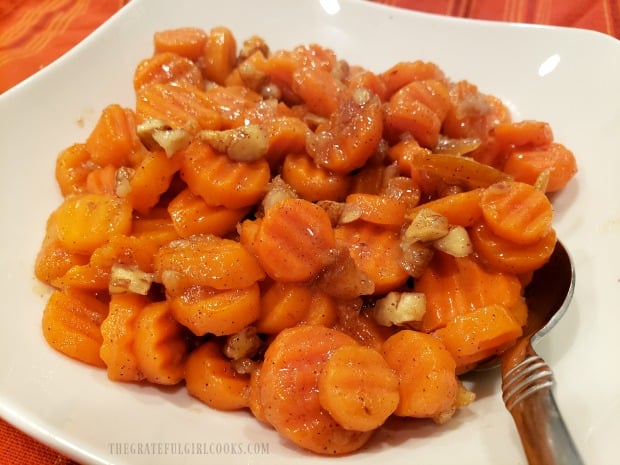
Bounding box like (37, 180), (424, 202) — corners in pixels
(0, 0), (617, 463)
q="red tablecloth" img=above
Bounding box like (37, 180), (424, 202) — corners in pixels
(1, 0), (618, 463)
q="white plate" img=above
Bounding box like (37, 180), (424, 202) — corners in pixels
(1, 0), (619, 463)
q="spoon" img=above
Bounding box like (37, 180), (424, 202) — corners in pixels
(500, 240), (584, 465)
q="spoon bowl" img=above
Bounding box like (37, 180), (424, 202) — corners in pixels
(499, 240), (584, 465)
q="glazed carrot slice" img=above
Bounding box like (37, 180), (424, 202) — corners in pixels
(382, 330), (458, 418)
(306, 90), (383, 174)
(347, 68), (387, 102)
(335, 222), (409, 295)
(259, 325), (372, 455)
(153, 27), (208, 60)
(54, 193), (133, 255)
(480, 180), (554, 245)
(470, 220), (557, 274)
(414, 251), (523, 332)
(133, 52), (203, 91)
(318, 344), (399, 432)
(135, 83), (222, 133)
(134, 300), (188, 385)
(256, 281), (313, 334)
(254, 198), (336, 282)
(85, 104), (136, 167)
(203, 26), (237, 85)
(292, 66), (344, 117)
(42, 289), (108, 367)
(262, 116), (309, 166)
(55, 143), (91, 196)
(380, 60), (446, 99)
(281, 152), (351, 202)
(169, 283), (261, 336)
(433, 304), (523, 370)
(344, 193), (407, 228)
(333, 298), (396, 352)
(168, 188), (250, 238)
(100, 293), (148, 382)
(503, 142), (578, 193)
(155, 234), (265, 293)
(384, 79), (451, 148)
(180, 140), (271, 209)
(493, 120), (554, 148)
(85, 164), (117, 195)
(300, 290), (338, 327)
(185, 340), (250, 410)
(407, 188), (483, 227)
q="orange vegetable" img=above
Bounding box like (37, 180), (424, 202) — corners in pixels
(254, 198), (336, 282)
(55, 143), (91, 196)
(133, 52), (203, 91)
(169, 283), (260, 336)
(382, 330), (458, 418)
(154, 234), (265, 293)
(180, 140), (271, 209)
(282, 152), (351, 202)
(258, 325), (372, 455)
(292, 66), (344, 117)
(318, 344), (399, 432)
(380, 60), (446, 99)
(503, 142), (578, 192)
(203, 26), (237, 85)
(493, 120), (554, 149)
(335, 222), (409, 295)
(85, 105), (137, 167)
(153, 27), (209, 60)
(480, 180), (554, 245)
(85, 164), (117, 195)
(433, 304), (523, 370)
(185, 340), (250, 410)
(407, 188), (483, 227)
(256, 281), (313, 334)
(414, 252), (523, 332)
(470, 220), (557, 274)
(344, 193), (407, 228)
(42, 289), (108, 367)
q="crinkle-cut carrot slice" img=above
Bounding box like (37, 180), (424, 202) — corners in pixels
(133, 52), (203, 91)
(443, 80), (511, 140)
(168, 188), (250, 238)
(256, 281), (313, 334)
(135, 83), (222, 134)
(55, 143), (91, 196)
(54, 193), (132, 255)
(382, 330), (457, 418)
(180, 140), (271, 209)
(85, 164), (116, 195)
(100, 293), (148, 382)
(42, 289), (108, 367)
(503, 142), (578, 193)
(124, 150), (183, 215)
(414, 251), (523, 333)
(203, 26), (237, 85)
(318, 344), (399, 432)
(407, 188), (483, 227)
(292, 66), (345, 117)
(134, 300), (189, 385)
(493, 120), (554, 149)
(344, 193), (408, 228)
(185, 340), (250, 410)
(480, 180), (554, 245)
(153, 27), (208, 60)
(380, 60), (446, 99)
(306, 90), (383, 174)
(259, 325), (372, 455)
(155, 234), (265, 293)
(169, 283), (260, 336)
(203, 85), (263, 129)
(282, 152), (351, 202)
(50, 262), (110, 291)
(384, 79), (451, 148)
(85, 104), (137, 168)
(335, 222), (409, 295)
(262, 116), (309, 166)
(433, 304), (523, 371)
(299, 290), (338, 327)
(35, 211), (89, 285)
(347, 68), (387, 102)
(470, 220), (557, 274)
(255, 198), (336, 283)
(387, 138), (433, 176)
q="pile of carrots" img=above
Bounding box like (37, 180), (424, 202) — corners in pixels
(34, 26), (577, 455)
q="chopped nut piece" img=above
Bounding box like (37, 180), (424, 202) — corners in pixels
(238, 35), (270, 61)
(223, 326), (262, 361)
(405, 207), (450, 242)
(433, 225), (473, 257)
(115, 166), (135, 197)
(372, 291), (426, 327)
(136, 118), (191, 157)
(534, 168), (551, 192)
(109, 264), (154, 295)
(432, 381), (476, 424)
(198, 124), (269, 161)
(262, 175), (298, 211)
